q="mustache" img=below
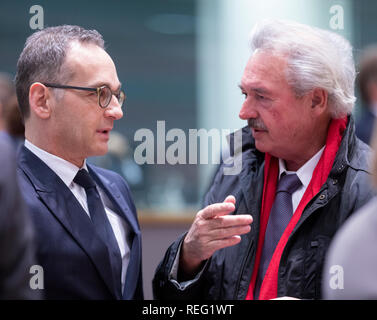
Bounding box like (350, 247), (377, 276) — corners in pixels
(248, 118), (267, 131)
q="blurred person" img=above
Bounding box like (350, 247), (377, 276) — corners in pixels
(0, 135), (39, 299)
(355, 46), (377, 145)
(153, 20), (375, 300)
(15, 25), (143, 300)
(323, 123), (377, 299)
(0, 72), (24, 148)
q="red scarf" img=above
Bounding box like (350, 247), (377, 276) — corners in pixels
(245, 117), (347, 300)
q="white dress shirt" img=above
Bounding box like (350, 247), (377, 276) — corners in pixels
(278, 146), (325, 213)
(25, 140), (131, 294)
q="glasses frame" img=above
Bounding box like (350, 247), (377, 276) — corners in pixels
(43, 83), (125, 108)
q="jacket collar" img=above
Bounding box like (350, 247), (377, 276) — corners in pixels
(329, 114), (371, 177)
(18, 146), (123, 299)
(88, 165), (140, 236)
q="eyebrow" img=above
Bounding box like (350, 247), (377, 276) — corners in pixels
(238, 84), (245, 92)
(238, 83), (270, 94)
(88, 82), (122, 91)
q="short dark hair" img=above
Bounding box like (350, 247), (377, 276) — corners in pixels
(15, 25), (105, 119)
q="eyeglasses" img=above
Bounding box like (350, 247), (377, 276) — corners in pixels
(43, 83), (126, 109)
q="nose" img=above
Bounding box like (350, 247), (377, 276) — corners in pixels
(104, 96), (123, 120)
(239, 98), (258, 120)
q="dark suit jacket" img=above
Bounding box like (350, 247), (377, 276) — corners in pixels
(0, 137), (39, 299)
(17, 146), (143, 300)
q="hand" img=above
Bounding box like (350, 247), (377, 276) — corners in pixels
(179, 195), (253, 276)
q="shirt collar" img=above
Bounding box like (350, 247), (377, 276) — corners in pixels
(278, 146), (325, 189)
(24, 139), (88, 187)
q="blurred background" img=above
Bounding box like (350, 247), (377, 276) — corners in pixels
(1, 0), (377, 298)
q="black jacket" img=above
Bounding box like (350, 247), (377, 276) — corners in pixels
(153, 116), (375, 300)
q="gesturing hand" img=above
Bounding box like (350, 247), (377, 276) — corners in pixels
(180, 195), (253, 276)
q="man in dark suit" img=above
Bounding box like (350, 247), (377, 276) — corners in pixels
(15, 25), (143, 300)
(0, 136), (39, 299)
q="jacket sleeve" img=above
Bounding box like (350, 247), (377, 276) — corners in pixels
(153, 163), (238, 300)
(153, 233), (213, 300)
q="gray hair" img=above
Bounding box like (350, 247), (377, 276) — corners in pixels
(249, 20), (356, 119)
(15, 25), (105, 119)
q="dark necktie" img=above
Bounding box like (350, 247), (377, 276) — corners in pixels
(254, 173), (302, 299)
(73, 169), (122, 293)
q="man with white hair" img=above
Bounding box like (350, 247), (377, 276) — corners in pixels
(153, 20), (375, 300)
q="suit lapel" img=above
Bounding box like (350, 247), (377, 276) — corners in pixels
(89, 166), (139, 234)
(89, 165), (142, 300)
(18, 147), (120, 299)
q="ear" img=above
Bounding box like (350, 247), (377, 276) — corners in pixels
(311, 88), (328, 115)
(29, 82), (52, 119)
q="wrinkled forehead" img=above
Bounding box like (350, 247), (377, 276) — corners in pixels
(242, 50), (289, 86)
